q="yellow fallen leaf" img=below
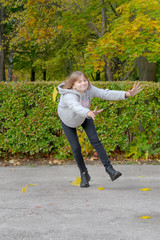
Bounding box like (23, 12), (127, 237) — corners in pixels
(71, 177), (81, 186)
(140, 216), (151, 219)
(140, 188), (151, 191)
(22, 185), (28, 193)
(53, 86), (58, 102)
(138, 176), (145, 178)
(145, 150), (149, 160)
(22, 184), (37, 193)
(98, 187), (104, 190)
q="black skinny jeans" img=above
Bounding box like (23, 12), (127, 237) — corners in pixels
(61, 118), (111, 174)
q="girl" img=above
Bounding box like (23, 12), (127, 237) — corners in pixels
(58, 71), (143, 188)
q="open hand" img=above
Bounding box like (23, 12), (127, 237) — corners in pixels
(125, 82), (143, 98)
(87, 106), (104, 120)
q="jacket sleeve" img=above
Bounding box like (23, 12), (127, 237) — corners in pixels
(90, 85), (126, 100)
(62, 93), (90, 117)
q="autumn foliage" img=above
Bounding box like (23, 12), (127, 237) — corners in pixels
(1, 0), (160, 81)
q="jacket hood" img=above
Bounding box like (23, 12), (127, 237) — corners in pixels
(58, 83), (82, 96)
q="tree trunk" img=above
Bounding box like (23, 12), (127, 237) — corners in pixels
(136, 56), (156, 82)
(101, 0), (107, 35)
(90, 73), (95, 81)
(8, 49), (14, 81)
(0, 3), (6, 82)
(105, 60), (114, 81)
(96, 70), (100, 81)
(43, 69), (46, 80)
(106, 65), (114, 81)
(121, 62), (136, 81)
(104, 62), (108, 81)
(101, 1), (115, 81)
(31, 69), (35, 81)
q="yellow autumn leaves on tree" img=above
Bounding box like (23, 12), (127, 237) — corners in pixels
(86, 0), (160, 75)
(1, 0), (160, 81)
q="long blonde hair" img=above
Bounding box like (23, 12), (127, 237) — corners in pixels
(63, 71), (91, 89)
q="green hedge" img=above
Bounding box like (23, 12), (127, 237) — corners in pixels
(0, 81), (159, 160)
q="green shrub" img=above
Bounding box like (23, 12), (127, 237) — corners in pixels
(0, 82), (71, 159)
(0, 81), (159, 160)
(92, 81), (160, 159)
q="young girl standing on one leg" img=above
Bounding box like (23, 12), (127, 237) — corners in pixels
(58, 71), (143, 188)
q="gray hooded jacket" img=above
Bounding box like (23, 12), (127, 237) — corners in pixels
(58, 83), (126, 128)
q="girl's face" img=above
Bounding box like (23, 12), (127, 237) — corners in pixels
(72, 75), (89, 93)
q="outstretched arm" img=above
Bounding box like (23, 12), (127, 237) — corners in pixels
(87, 82), (143, 120)
(87, 106), (104, 120)
(125, 82), (143, 98)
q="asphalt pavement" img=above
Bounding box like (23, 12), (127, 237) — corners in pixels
(0, 164), (160, 240)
